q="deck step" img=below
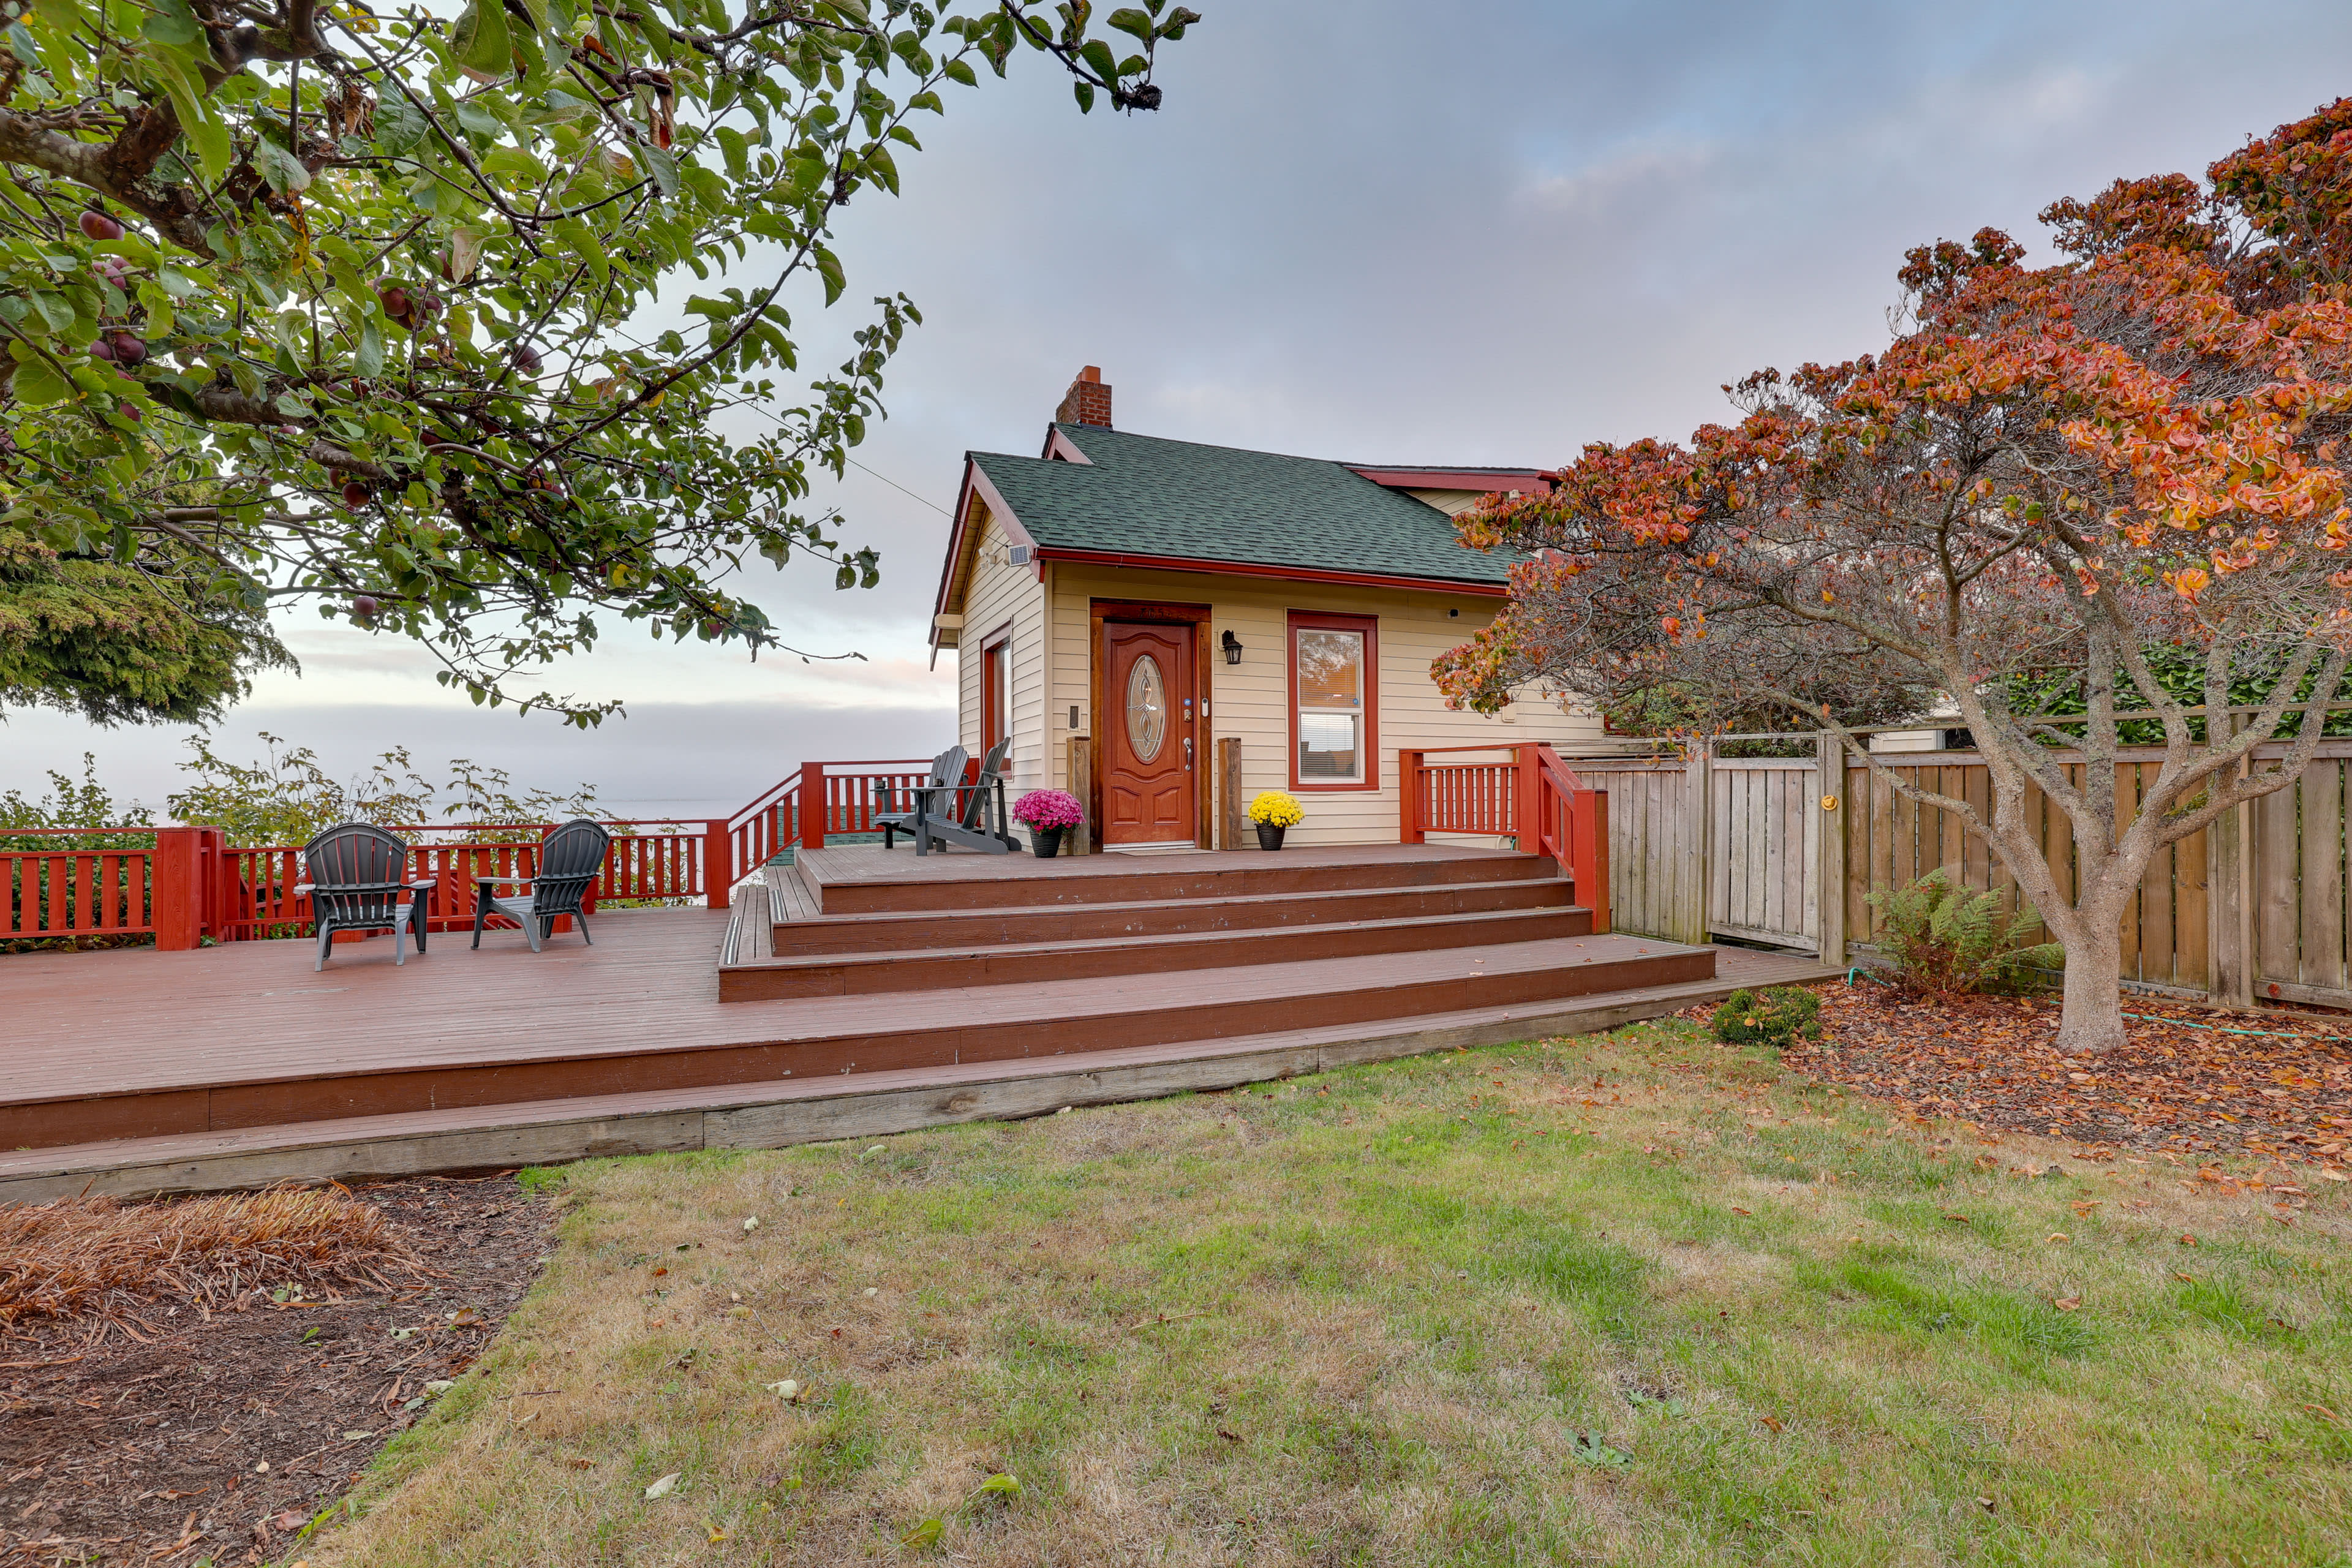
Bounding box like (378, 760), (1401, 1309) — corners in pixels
(723, 904), (1596, 1000)
(767, 876), (1577, 956)
(0, 935), (1711, 1151)
(797, 845), (1562, 914)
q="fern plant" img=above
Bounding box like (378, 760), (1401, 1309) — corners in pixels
(1864, 869), (2064, 997)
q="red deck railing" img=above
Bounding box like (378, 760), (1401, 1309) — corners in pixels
(725, 758), (933, 875)
(1, 829), (156, 940)
(7, 756), (941, 949)
(5, 820), (721, 948)
(1398, 743), (1610, 932)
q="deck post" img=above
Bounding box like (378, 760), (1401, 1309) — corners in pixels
(153, 826), (201, 950)
(1399, 750), (1424, 844)
(197, 826), (231, 942)
(1515, 744), (1538, 854)
(704, 819), (732, 908)
(1068, 737), (1093, 855)
(1218, 737), (1243, 850)
(1572, 788), (1610, 933)
(1815, 729), (1847, 966)
(797, 761), (826, 851)
(1681, 741), (1714, 946)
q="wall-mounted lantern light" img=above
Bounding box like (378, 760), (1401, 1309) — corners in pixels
(1221, 630), (1243, 665)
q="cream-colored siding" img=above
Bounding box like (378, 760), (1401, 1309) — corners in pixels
(1404, 488), (1489, 518)
(1030, 562), (1600, 846)
(953, 511), (1051, 796)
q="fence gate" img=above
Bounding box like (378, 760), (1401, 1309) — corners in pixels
(1709, 757), (1820, 951)
(1570, 751), (1826, 954)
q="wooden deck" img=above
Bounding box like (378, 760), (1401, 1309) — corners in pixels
(0, 936), (1835, 1204)
(0, 842), (1842, 1199)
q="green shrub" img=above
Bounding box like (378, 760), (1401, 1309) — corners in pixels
(1864, 868), (2062, 997)
(1709, 986), (1823, 1047)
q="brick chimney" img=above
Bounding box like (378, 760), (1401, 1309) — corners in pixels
(1055, 365), (1112, 429)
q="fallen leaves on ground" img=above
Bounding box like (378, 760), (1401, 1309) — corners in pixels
(1722, 984), (2352, 1174)
(0, 1177), (549, 1567)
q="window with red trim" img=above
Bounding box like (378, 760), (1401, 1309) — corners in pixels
(1289, 611), (1378, 790)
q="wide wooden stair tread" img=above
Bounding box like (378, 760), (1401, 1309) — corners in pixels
(0, 844), (1722, 1163)
(792, 842), (1562, 913)
(728, 900), (1593, 998)
(758, 876), (1577, 956)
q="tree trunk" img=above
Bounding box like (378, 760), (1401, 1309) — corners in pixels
(2052, 918), (2128, 1055)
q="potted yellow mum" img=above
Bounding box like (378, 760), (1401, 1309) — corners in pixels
(1248, 790), (1302, 851)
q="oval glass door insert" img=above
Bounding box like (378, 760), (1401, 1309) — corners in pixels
(1125, 654), (1167, 761)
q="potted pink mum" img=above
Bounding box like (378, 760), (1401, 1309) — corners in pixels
(1011, 788), (1085, 858)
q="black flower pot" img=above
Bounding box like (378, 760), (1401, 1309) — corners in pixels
(1254, 822), (1286, 851)
(1030, 825), (1065, 859)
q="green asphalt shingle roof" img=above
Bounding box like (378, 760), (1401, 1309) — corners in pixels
(967, 424), (1515, 587)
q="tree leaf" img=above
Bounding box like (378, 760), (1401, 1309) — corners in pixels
(714, 124), (748, 179)
(450, 0), (513, 80)
(148, 66), (230, 181)
(139, 0), (202, 48)
(448, 225), (486, 282)
(375, 91), (431, 154)
(641, 143), (680, 200)
(255, 138), (312, 194)
(12, 358), (69, 406)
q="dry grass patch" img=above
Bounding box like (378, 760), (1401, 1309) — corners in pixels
(307, 1022), (2352, 1566)
(0, 1182), (420, 1335)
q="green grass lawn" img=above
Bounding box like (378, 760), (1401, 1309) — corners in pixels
(310, 1019), (2352, 1566)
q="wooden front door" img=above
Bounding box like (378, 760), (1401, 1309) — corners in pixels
(1102, 620), (1196, 844)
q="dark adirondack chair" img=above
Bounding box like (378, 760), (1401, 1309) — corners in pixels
(957, 738), (1021, 852)
(873, 745), (967, 854)
(298, 822), (434, 972)
(873, 742), (1018, 854)
(472, 817), (612, 952)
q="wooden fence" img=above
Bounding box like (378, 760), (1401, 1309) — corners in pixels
(1572, 736), (2352, 1009)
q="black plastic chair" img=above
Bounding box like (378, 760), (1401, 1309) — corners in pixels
(299, 822), (434, 973)
(472, 817), (611, 952)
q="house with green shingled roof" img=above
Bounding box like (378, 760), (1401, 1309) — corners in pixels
(930, 367), (1602, 851)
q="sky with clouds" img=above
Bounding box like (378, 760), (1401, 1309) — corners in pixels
(7, 0), (2350, 818)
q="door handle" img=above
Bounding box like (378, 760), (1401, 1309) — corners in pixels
(1185, 737), (1193, 769)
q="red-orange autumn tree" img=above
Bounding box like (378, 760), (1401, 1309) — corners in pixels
(1437, 101), (2352, 1054)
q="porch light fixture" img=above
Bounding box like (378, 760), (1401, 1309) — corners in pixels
(1221, 630), (1243, 665)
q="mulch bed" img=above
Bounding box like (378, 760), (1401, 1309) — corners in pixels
(1723, 982), (2352, 1176)
(0, 1177), (550, 1567)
